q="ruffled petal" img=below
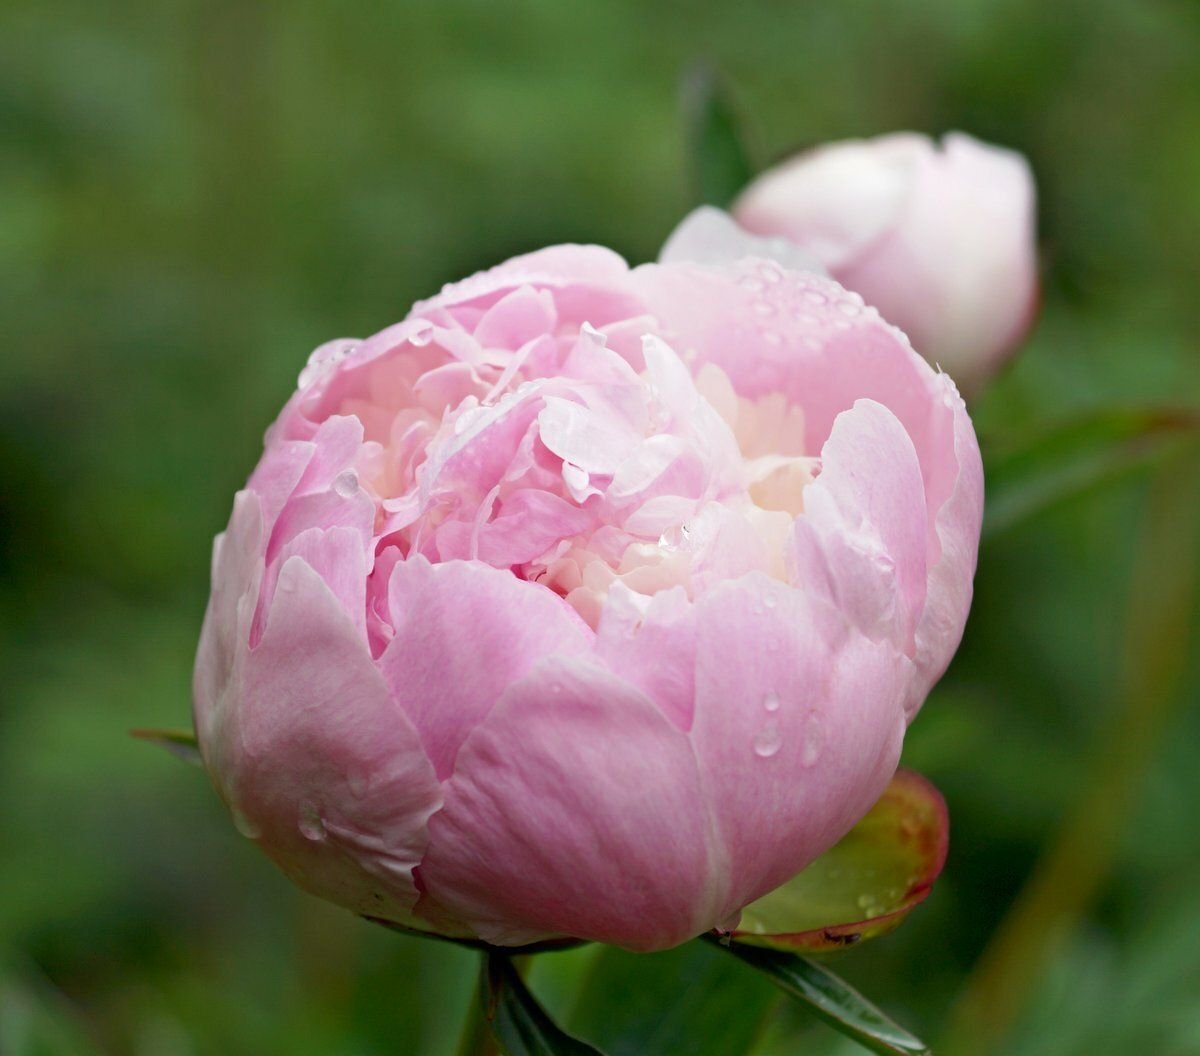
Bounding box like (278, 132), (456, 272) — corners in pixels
(788, 399), (927, 655)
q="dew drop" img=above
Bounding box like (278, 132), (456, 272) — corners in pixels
(838, 300), (861, 317)
(298, 338), (357, 389)
(658, 524), (691, 551)
(763, 692), (781, 713)
(299, 804), (327, 842)
(753, 722), (782, 758)
(409, 322), (436, 347)
(803, 289), (827, 305)
(856, 893), (878, 912)
(332, 470), (359, 498)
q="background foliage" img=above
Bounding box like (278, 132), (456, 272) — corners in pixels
(2, 1), (1199, 1053)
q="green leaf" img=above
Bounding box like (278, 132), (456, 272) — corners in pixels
(707, 936), (931, 1056)
(982, 405), (1200, 539)
(681, 61), (754, 207)
(129, 726), (203, 766)
(566, 941), (775, 1056)
(484, 953), (608, 1056)
(732, 769), (947, 953)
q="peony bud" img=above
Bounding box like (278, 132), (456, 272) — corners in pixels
(730, 132), (1037, 397)
(194, 244), (982, 952)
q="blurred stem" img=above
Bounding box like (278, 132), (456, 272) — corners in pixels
(457, 954), (533, 1056)
(457, 953), (500, 1056)
(942, 445), (1200, 1055)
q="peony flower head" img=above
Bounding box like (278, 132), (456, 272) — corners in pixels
(194, 244), (982, 952)
(730, 131), (1038, 397)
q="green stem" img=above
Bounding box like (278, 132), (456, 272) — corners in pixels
(941, 445), (1200, 1055)
(456, 953), (500, 1056)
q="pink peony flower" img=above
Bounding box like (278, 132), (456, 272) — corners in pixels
(194, 244), (982, 952)
(728, 132), (1038, 398)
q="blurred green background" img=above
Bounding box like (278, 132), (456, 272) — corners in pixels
(3, 1), (1200, 1053)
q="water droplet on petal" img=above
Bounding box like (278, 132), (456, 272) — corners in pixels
(332, 470), (359, 498)
(658, 524), (692, 552)
(409, 322), (436, 347)
(763, 692), (781, 713)
(753, 723), (782, 758)
(298, 338), (358, 388)
(299, 804), (327, 842)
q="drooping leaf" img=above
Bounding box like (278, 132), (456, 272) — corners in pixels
(731, 769), (947, 953)
(129, 727), (203, 766)
(708, 936), (931, 1056)
(982, 405), (1200, 539)
(681, 61), (754, 208)
(484, 952), (608, 1056)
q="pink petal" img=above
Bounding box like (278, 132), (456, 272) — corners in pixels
(377, 558), (592, 780)
(909, 374), (983, 714)
(659, 205), (827, 275)
(733, 134), (926, 269)
(538, 395), (641, 475)
(473, 285), (558, 350)
(217, 557), (442, 921)
(595, 584), (697, 730)
(412, 244), (637, 324)
(687, 573), (909, 922)
(418, 656), (721, 950)
(193, 489), (264, 754)
(788, 399), (927, 655)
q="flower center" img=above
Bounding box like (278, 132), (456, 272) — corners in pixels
(318, 319), (817, 632)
